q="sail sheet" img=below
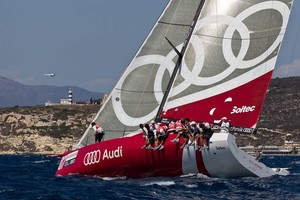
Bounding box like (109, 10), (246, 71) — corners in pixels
(77, 0), (203, 147)
(162, 0), (294, 128)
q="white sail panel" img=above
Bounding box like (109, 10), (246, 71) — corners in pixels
(162, 0), (293, 128)
(77, 0), (203, 147)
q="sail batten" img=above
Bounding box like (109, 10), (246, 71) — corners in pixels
(158, 21), (192, 27)
(194, 33), (286, 40)
(115, 88), (165, 93)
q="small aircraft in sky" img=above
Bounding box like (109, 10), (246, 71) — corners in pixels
(44, 73), (56, 77)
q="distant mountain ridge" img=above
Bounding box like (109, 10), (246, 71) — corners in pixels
(0, 76), (104, 107)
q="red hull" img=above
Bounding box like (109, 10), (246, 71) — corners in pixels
(56, 133), (209, 178)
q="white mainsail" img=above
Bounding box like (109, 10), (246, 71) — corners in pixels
(77, 0), (294, 148)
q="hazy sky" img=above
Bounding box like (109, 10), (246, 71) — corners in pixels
(1, 0), (300, 93)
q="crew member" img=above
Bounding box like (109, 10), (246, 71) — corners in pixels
(154, 123), (168, 150)
(91, 122), (105, 142)
(220, 117), (230, 133)
(140, 123), (149, 149)
(202, 122), (213, 150)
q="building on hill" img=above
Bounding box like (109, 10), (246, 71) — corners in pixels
(60, 88), (73, 105)
(45, 88), (104, 106)
(45, 88), (73, 106)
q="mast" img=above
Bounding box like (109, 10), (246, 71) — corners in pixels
(155, 0), (206, 120)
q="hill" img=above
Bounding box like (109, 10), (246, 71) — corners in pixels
(0, 77), (299, 154)
(238, 77), (300, 146)
(0, 76), (104, 107)
(0, 104), (99, 154)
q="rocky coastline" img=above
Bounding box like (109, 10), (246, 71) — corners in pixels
(0, 77), (299, 155)
(0, 104), (98, 155)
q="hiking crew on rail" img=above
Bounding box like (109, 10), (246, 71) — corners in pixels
(139, 117), (229, 151)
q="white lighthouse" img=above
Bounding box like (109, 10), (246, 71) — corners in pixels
(58, 88), (73, 105)
(68, 88), (73, 104)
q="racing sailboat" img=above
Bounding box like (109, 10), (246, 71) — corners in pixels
(56, 0), (294, 178)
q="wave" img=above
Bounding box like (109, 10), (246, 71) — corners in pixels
(102, 176), (127, 181)
(33, 160), (49, 164)
(143, 181), (176, 186)
(1, 155), (300, 200)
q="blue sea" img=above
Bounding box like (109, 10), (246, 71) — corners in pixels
(0, 155), (299, 200)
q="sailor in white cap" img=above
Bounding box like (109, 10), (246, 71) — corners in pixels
(220, 117), (230, 133)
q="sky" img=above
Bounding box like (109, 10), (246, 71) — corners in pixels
(0, 0), (300, 93)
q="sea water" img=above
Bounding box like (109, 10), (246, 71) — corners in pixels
(0, 155), (299, 200)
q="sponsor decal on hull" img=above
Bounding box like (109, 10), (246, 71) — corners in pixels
(83, 146), (123, 166)
(230, 126), (254, 134)
(84, 150), (101, 166)
(103, 146), (123, 160)
(58, 150), (78, 170)
(215, 146), (226, 151)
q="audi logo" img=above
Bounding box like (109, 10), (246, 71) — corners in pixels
(83, 150), (101, 166)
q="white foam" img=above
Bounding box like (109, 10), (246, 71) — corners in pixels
(0, 189), (15, 194)
(180, 173), (196, 178)
(144, 181), (175, 186)
(186, 184), (197, 188)
(102, 176), (127, 181)
(34, 160), (49, 164)
(196, 173), (210, 179)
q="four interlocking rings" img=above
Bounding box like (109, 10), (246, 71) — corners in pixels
(112, 1), (290, 126)
(83, 150), (101, 166)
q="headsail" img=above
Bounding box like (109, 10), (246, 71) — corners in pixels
(162, 0), (294, 128)
(77, 0), (203, 148)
